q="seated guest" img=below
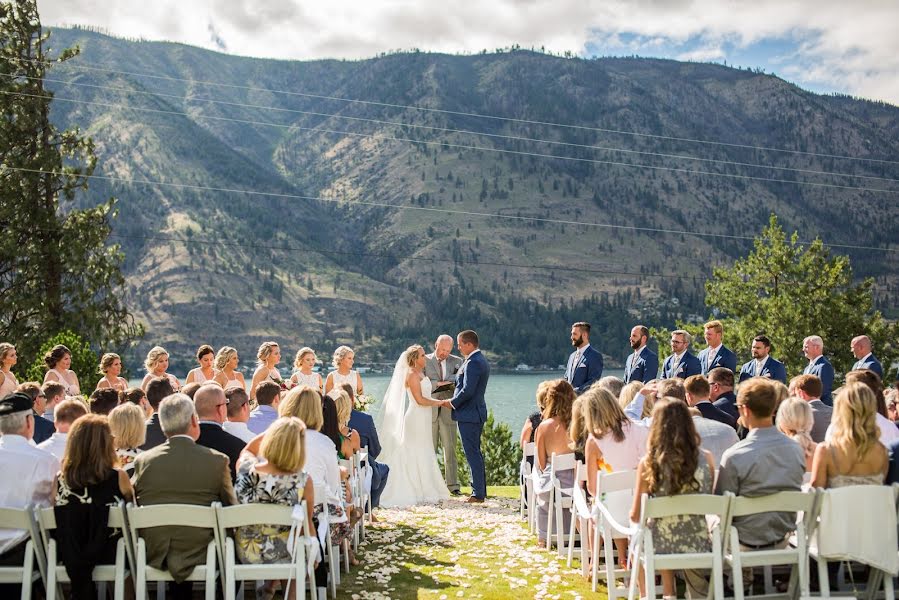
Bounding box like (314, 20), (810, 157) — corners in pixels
(689, 400), (739, 469)
(346, 384), (391, 510)
(776, 397), (817, 472)
(738, 335), (787, 384)
(41, 381), (66, 421)
(791, 374), (831, 443)
(622, 379), (661, 424)
(685, 375), (736, 428)
(140, 346), (181, 392)
(520, 381), (550, 452)
(180, 382), (202, 400)
(247, 381), (282, 435)
(715, 379), (805, 547)
(0, 393), (59, 573)
(121, 387), (153, 419)
(89, 388), (120, 415)
(568, 396), (587, 463)
(141, 376), (175, 450)
(278, 386), (354, 555)
(132, 394), (236, 598)
(811, 383), (888, 488)
(709, 367), (738, 421)
(534, 380), (576, 547)
(583, 386), (648, 495)
(886, 438), (899, 485)
(617, 380), (643, 412)
(54, 414), (134, 600)
(38, 399), (87, 460)
(595, 376), (625, 399)
(95, 353), (128, 392)
(16, 381), (55, 444)
(108, 402), (146, 472)
(630, 398), (715, 599)
(222, 387), (255, 443)
(234, 418), (314, 600)
(887, 388), (898, 423)
(329, 389), (361, 460)
(825, 370), (899, 445)
(194, 384), (246, 482)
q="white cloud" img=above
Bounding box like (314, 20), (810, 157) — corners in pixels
(37, 0), (899, 105)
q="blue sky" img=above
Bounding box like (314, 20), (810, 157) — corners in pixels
(40, 0), (899, 106)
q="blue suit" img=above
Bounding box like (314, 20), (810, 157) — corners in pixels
(451, 349), (490, 499)
(713, 391), (739, 422)
(566, 345), (603, 395)
(348, 409), (390, 508)
(660, 352), (702, 379)
(695, 401), (736, 429)
(624, 347), (659, 384)
(698, 345), (738, 375)
(32, 411), (55, 445)
(886, 439), (899, 486)
(852, 354), (883, 379)
(804, 356), (835, 406)
(738, 356), (787, 384)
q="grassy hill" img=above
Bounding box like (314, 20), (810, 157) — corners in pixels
(43, 27), (899, 369)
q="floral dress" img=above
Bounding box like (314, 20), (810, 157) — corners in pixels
(234, 456), (308, 563)
(116, 447), (141, 473)
(649, 453), (713, 554)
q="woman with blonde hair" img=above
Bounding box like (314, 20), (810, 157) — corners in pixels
(618, 380), (643, 412)
(250, 341), (284, 401)
(533, 379), (577, 547)
(108, 402), (146, 472)
(583, 386), (648, 493)
(234, 417), (315, 599)
(329, 388), (361, 460)
(520, 381), (551, 451)
(291, 347), (323, 393)
(140, 346), (180, 392)
(43, 344), (81, 396)
(96, 353), (128, 392)
(324, 345), (364, 395)
(776, 397), (817, 471)
(185, 344), (216, 385)
(0, 343), (20, 397)
(569, 396), (588, 462)
(810, 383), (888, 488)
(213, 346), (245, 390)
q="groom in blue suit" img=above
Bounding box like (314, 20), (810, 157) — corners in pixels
(697, 320), (737, 375)
(451, 330), (490, 503)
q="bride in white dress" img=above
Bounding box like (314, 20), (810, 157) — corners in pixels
(377, 345), (452, 507)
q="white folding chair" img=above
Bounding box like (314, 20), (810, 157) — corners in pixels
(126, 503), (219, 600)
(628, 493), (731, 600)
(214, 502), (317, 600)
(545, 452), (577, 555)
(338, 458), (359, 567)
(0, 507), (41, 600)
(591, 470), (638, 599)
(314, 501), (341, 599)
(566, 462), (589, 567)
(35, 502), (132, 600)
(353, 449), (371, 538)
(722, 490), (818, 600)
(520, 442), (535, 526)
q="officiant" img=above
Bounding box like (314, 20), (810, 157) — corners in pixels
(426, 334), (463, 496)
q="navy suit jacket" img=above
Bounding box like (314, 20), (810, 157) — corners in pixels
(695, 401), (736, 429)
(738, 356), (787, 384)
(451, 350), (490, 424)
(624, 347), (659, 384)
(660, 352), (702, 379)
(32, 411), (55, 445)
(713, 391), (739, 422)
(852, 354), (883, 379)
(698, 345), (738, 375)
(566, 345), (603, 394)
(804, 356), (835, 405)
(197, 422), (246, 482)
(348, 410), (382, 460)
(887, 438), (899, 486)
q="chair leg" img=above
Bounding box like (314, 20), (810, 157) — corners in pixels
(603, 531), (618, 600)
(816, 555), (831, 599)
(566, 513), (577, 567)
(546, 492), (554, 551)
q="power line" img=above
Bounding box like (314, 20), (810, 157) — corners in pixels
(6, 165), (897, 254)
(10, 72), (898, 185)
(22, 56), (899, 166)
(3, 89), (898, 196)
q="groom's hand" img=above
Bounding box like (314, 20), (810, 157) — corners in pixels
(442, 400), (454, 409)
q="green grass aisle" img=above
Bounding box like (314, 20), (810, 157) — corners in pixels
(340, 486), (609, 599)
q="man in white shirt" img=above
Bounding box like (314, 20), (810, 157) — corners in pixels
(37, 399), (88, 460)
(0, 392), (59, 563)
(222, 387), (255, 443)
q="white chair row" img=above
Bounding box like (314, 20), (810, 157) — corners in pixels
(0, 501), (321, 600)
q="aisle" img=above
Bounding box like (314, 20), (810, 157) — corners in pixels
(341, 492), (604, 599)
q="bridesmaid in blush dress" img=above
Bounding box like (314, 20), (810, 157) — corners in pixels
(185, 345), (216, 385)
(43, 344), (81, 396)
(96, 353), (128, 392)
(140, 346), (181, 392)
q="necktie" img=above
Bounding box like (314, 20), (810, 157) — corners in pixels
(438, 360), (444, 381)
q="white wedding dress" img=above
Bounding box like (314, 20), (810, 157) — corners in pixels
(378, 369), (450, 507)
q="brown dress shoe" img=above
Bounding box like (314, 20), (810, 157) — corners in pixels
(465, 496), (485, 504)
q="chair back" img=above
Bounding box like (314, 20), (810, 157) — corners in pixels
(596, 469), (636, 527)
(215, 503), (300, 529)
(728, 490), (814, 518)
(523, 442), (535, 458)
(550, 452), (577, 473)
(640, 492), (730, 522)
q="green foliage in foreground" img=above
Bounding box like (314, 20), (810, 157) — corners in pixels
(25, 331), (101, 392)
(653, 215), (899, 380)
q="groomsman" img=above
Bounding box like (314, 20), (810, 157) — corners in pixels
(803, 335), (835, 406)
(660, 330), (702, 379)
(425, 334), (463, 496)
(850, 335), (883, 378)
(738, 335), (787, 384)
(624, 325), (658, 384)
(697, 320), (737, 375)
(565, 322), (603, 395)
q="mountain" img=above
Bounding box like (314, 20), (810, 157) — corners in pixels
(41, 27), (899, 370)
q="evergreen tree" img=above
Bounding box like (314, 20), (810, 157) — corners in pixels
(0, 0), (141, 367)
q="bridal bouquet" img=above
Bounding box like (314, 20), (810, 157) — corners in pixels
(354, 394), (375, 412)
(270, 374), (293, 392)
